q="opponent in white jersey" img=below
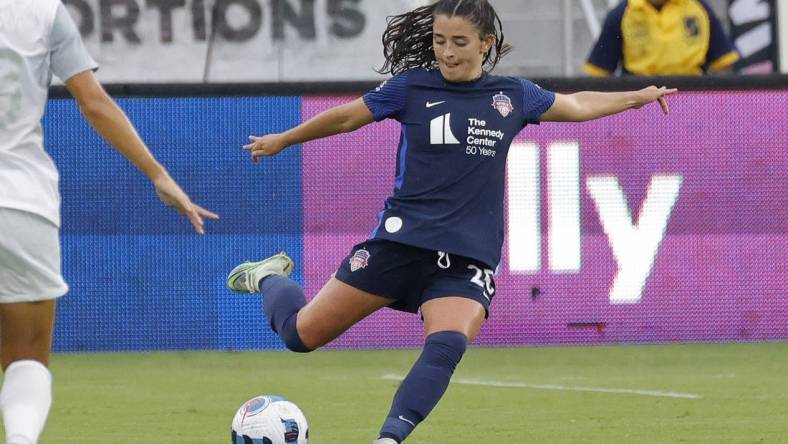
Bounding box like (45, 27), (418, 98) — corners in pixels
(0, 1), (218, 443)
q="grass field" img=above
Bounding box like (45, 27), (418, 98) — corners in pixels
(8, 342), (787, 443)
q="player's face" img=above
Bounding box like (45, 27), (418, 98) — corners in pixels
(432, 14), (494, 82)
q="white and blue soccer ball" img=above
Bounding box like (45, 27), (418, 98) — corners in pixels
(231, 395), (308, 444)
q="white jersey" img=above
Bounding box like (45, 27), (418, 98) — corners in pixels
(0, 0), (97, 227)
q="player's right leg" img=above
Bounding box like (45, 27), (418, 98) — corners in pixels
(0, 209), (68, 444)
(294, 278), (394, 349)
(227, 253), (394, 351)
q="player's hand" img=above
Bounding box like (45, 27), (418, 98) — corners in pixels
(152, 174), (219, 235)
(635, 86), (678, 114)
(244, 134), (287, 162)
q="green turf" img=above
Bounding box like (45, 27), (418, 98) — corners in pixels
(5, 342), (787, 443)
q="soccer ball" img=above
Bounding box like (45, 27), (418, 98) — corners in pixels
(231, 395), (308, 444)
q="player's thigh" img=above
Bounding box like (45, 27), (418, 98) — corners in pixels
(421, 297), (486, 342)
(0, 209), (65, 368)
(0, 208), (68, 303)
(0, 300), (57, 369)
(296, 277), (394, 349)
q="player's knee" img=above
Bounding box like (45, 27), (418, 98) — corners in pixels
(1, 338), (52, 369)
(289, 326), (327, 353)
(423, 330), (467, 370)
(283, 336), (312, 353)
(280, 315), (313, 353)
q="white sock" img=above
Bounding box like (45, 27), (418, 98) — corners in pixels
(1, 360), (52, 444)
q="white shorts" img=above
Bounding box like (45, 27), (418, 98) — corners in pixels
(0, 208), (68, 302)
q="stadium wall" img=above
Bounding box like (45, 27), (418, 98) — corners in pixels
(46, 77), (788, 352)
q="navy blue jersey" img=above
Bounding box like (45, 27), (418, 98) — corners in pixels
(363, 68), (555, 268)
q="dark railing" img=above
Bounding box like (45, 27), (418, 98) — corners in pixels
(49, 73), (788, 99)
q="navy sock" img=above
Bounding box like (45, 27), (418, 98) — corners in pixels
(379, 331), (467, 442)
(259, 275), (310, 353)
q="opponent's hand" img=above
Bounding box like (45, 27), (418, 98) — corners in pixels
(635, 86), (678, 114)
(244, 134), (288, 162)
(153, 174), (219, 235)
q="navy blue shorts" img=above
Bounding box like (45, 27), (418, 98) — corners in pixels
(334, 239), (496, 316)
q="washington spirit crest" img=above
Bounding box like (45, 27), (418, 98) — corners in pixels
(492, 91), (513, 117)
(349, 248), (371, 272)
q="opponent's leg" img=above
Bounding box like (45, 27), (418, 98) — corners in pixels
(0, 300), (57, 444)
(376, 297), (485, 443)
(227, 253), (393, 351)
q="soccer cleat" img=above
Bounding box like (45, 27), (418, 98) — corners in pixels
(372, 439), (398, 444)
(226, 252), (294, 293)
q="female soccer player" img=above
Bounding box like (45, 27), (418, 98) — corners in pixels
(0, 1), (217, 443)
(228, 1), (675, 442)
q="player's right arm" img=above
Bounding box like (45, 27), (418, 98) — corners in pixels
(246, 71), (409, 161)
(245, 98), (374, 161)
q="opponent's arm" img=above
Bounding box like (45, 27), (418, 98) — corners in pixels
(540, 86), (677, 122)
(66, 71), (164, 178)
(245, 98), (374, 161)
(65, 70), (218, 234)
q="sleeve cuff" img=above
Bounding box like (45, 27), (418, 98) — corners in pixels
(362, 94), (385, 122)
(708, 51), (740, 72)
(61, 64), (99, 83)
(583, 63), (612, 77)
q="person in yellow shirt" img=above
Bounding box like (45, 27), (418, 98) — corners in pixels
(584, 0), (740, 76)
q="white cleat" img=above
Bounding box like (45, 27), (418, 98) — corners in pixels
(372, 439), (398, 444)
(226, 252), (294, 293)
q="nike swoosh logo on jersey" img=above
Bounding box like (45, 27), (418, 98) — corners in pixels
(426, 101), (446, 108)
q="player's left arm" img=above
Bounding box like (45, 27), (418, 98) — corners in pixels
(539, 87), (678, 122)
(51, 1), (217, 234)
(65, 71), (219, 233)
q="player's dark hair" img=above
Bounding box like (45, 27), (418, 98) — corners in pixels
(377, 0), (511, 75)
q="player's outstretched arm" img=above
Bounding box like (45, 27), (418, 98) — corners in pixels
(244, 97), (374, 161)
(64, 70), (219, 234)
(540, 86), (678, 122)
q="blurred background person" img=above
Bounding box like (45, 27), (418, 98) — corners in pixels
(584, 0), (740, 76)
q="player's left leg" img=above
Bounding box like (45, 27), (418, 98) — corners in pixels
(375, 297), (485, 443)
(0, 300), (57, 444)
